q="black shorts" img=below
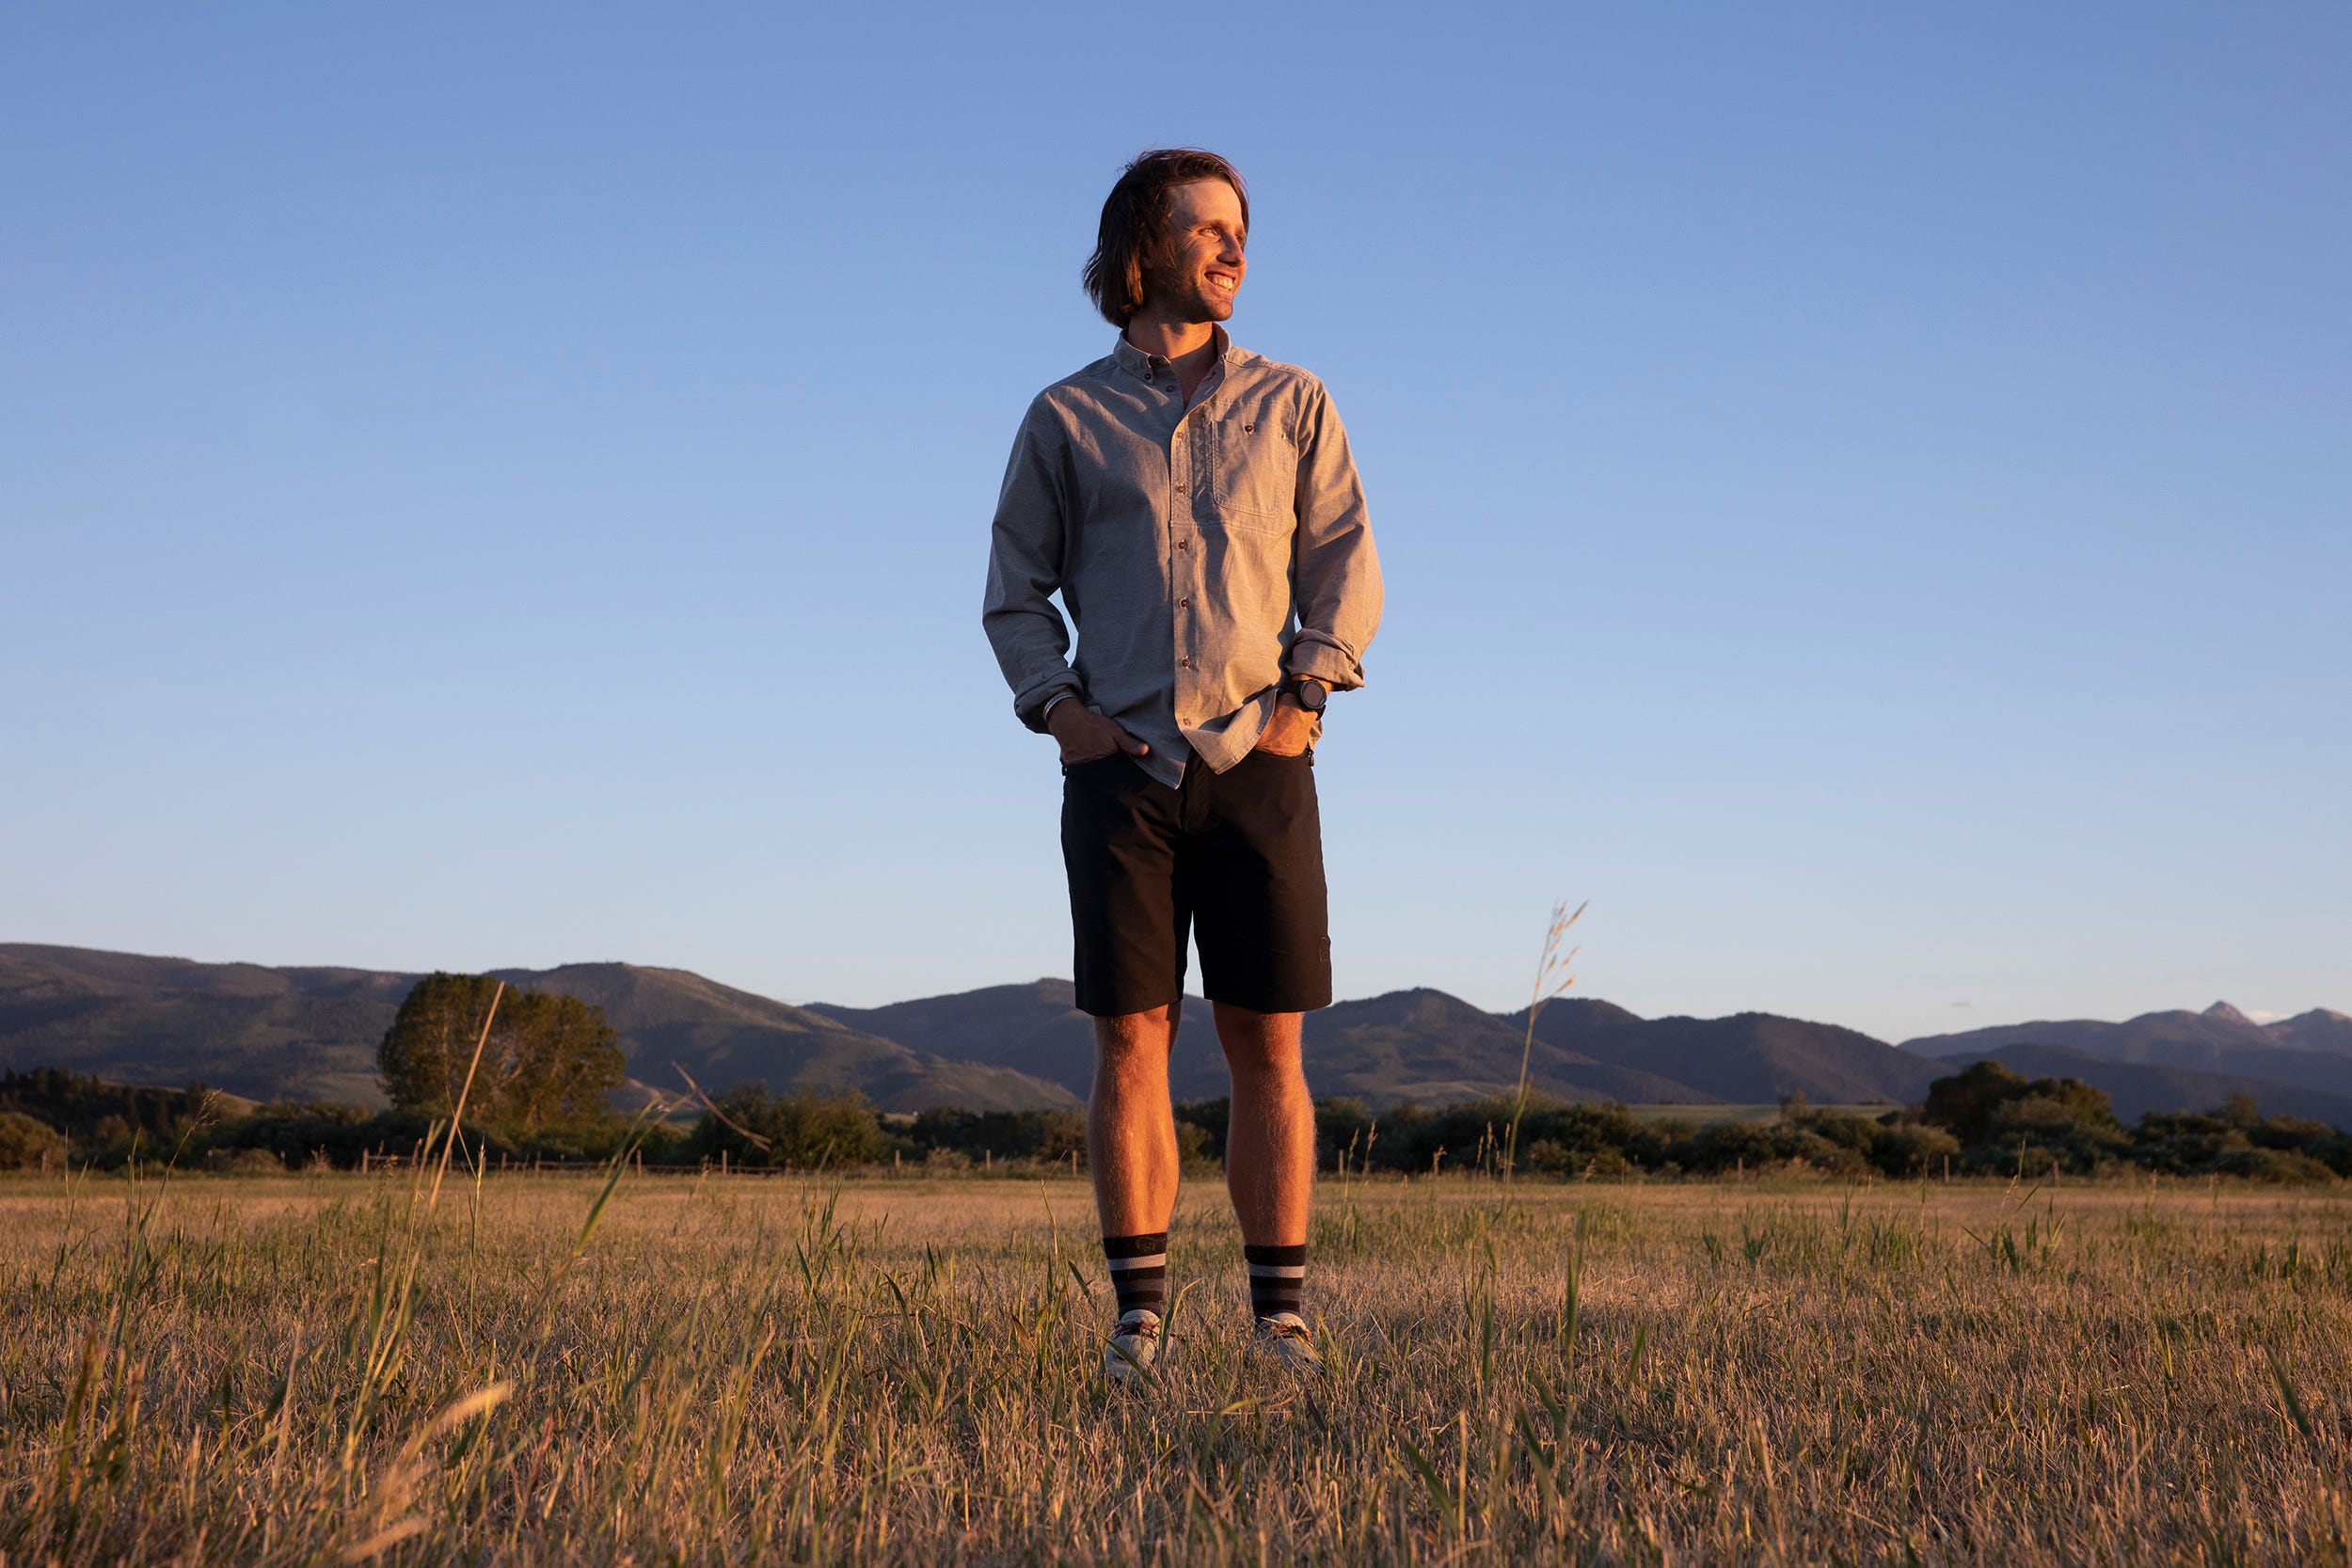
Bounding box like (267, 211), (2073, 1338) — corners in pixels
(1059, 748), (1333, 1018)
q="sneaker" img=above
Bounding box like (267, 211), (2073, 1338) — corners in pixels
(1251, 1312), (1324, 1375)
(1104, 1308), (1164, 1386)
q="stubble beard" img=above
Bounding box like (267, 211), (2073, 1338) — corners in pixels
(1193, 265), (1238, 324)
(1144, 262), (1236, 327)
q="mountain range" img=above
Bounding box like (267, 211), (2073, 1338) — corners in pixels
(0, 945), (1074, 1113)
(4, 944), (2346, 1126)
(1902, 1002), (2352, 1118)
(1905, 1000), (2352, 1064)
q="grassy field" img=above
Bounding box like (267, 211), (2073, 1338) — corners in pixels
(4, 1165), (2349, 1566)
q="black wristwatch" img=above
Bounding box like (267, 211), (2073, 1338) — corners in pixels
(1284, 676), (1328, 715)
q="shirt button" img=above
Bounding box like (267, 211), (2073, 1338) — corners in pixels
(1177, 539), (1189, 551)
(1179, 597), (1190, 607)
(1182, 657), (1193, 668)
(1175, 483), (1186, 494)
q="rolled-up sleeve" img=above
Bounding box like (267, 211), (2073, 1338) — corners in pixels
(982, 402), (1086, 732)
(1286, 382), (1383, 689)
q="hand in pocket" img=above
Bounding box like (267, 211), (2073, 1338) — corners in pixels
(1049, 701), (1150, 766)
(1252, 699), (1314, 757)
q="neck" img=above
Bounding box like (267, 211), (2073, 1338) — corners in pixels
(1123, 315), (1221, 401)
(1121, 311), (1217, 363)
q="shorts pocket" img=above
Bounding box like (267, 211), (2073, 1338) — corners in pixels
(1060, 752), (1137, 782)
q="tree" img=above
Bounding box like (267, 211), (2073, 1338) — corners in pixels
(1922, 1060), (2126, 1174)
(376, 973), (626, 1132)
(487, 990), (628, 1132)
(1980, 1091), (2128, 1173)
(1922, 1061), (2033, 1145)
(0, 1111), (66, 1171)
(686, 1084), (882, 1168)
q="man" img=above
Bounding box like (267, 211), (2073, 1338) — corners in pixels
(981, 149), (1383, 1386)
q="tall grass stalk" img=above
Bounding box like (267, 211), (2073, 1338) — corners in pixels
(1503, 898), (1585, 1184)
(425, 979), (505, 1213)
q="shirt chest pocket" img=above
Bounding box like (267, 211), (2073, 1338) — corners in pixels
(1212, 416), (1296, 533)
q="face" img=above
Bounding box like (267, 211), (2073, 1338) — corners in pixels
(1141, 178), (1248, 325)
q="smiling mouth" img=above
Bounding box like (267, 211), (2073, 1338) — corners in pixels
(1207, 270), (1238, 291)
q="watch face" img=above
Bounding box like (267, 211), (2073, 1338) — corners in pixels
(1297, 680), (1327, 712)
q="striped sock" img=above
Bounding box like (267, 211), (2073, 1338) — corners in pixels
(1104, 1232), (1168, 1319)
(1244, 1243), (1306, 1323)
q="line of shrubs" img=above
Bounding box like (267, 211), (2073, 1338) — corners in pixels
(0, 1074), (1108, 1175)
(1291, 1064), (2352, 1184)
(5, 1062), (2348, 1183)
(573, 1066), (2352, 1185)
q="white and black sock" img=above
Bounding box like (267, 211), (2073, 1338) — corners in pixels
(1104, 1231), (1168, 1319)
(1245, 1242), (1306, 1324)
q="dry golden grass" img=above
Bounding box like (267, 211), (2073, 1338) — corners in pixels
(3, 1165), (2349, 1565)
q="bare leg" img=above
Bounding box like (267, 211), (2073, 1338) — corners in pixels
(1214, 1003), (1313, 1246)
(1088, 1004), (1180, 1237)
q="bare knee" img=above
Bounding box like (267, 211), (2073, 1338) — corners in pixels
(1094, 1005), (1177, 1079)
(1215, 1006), (1304, 1084)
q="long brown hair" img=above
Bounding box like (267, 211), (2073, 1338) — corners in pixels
(1081, 149), (1250, 328)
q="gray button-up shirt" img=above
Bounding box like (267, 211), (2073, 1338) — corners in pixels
(982, 326), (1384, 789)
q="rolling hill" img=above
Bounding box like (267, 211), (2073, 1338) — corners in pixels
(479, 963), (1078, 1113)
(1295, 988), (1608, 1106)
(1951, 1043), (2352, 1126)
(1902, 1002), (2352, 1109)
(1519, 1003), (1947, 1106)
(0, 945), (411, 1105)
(1298, 988), (1701, 1107)
(814, 983), (1706, 1108)
(2269, 1010), (2352, 1054)
(809, 982), (1231, 1101)
(813, 983), (1935, 1110)
(8, 944), (2344, 1127)
(1903, 1001), (2352, 1063)
(0, 946), (1075, 1114)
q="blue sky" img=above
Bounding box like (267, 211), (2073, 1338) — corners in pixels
(4, 3), (2345, 1045)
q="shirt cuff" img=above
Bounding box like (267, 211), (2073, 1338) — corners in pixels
(1284, 644), (1360, 689)
(1014, 672), (1084, 734)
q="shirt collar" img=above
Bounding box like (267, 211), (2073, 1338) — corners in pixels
(1113, 323), (1232, 382)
